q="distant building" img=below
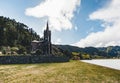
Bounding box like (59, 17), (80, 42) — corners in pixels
(31, 22), (52, 55)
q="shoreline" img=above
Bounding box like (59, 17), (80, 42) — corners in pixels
(81, 59), (120, 70)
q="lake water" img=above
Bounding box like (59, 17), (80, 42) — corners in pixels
(81, 59), (120, 70)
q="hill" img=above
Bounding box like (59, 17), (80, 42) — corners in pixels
(57, 45), (120, 58)
(0, 16), (40, 54)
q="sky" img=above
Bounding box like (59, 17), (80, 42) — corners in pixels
(0, 0), (120, 47)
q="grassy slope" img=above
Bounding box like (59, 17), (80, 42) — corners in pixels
(0, 61), (120, 83)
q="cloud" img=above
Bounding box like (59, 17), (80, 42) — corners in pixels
(74, 0), (120, 47)
(25, 0), (81, 31)
(53, 38), (62, 44)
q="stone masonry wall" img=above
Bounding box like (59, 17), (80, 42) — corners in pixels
(0, 56), (69, 64)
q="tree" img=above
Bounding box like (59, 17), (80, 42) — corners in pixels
(17, 46), (26, 54)
(82, 53), (91, 59)
(35, 49), (42, 55)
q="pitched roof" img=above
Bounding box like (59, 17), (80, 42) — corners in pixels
(32, 40), (39, 43)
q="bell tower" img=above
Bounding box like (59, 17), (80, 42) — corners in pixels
(44, 21), (52, 55)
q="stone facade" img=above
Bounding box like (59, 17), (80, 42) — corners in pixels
(31, 22), (52, 55)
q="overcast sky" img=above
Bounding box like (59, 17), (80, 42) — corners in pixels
(0, 0), (120, 47)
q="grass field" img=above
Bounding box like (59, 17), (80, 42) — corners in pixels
(0, 61), (120, 83)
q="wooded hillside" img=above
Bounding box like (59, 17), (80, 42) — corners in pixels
(0, 16), (40, 54)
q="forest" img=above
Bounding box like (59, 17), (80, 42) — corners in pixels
(0, 16), (40, 55)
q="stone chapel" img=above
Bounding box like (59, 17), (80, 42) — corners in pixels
(31, 22), (52, 55)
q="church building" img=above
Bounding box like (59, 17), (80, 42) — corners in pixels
(31, 22), (52, 55)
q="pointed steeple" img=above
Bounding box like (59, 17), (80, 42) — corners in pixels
(46, 21), (49, 30)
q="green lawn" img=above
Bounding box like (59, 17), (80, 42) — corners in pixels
(0, 61), (120, 83)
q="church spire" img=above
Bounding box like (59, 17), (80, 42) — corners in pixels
(46, 21), (49, 30)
